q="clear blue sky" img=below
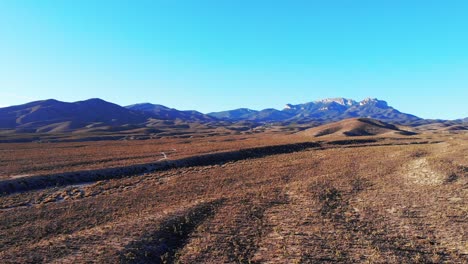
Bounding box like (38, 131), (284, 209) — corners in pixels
(0, 1), (467, 119)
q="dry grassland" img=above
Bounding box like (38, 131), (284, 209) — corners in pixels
(0, 133), (466, 263)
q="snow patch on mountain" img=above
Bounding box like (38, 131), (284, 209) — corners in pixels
(314, 98), (357, 106)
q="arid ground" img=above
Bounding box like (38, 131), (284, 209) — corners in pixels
(0, 131), (466, 263)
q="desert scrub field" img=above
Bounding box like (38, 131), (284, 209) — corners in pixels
(0, 133), (466, 263)
(0, 133), (312, 179)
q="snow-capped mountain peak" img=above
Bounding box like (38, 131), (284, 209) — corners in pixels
(359, 98), (388, 107)
(284, 104), (294, 110)
(314, 98), (357, 106)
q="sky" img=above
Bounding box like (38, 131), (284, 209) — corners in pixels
(0, 1), (467, 119)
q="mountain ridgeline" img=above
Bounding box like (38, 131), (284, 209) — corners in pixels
(0, 99), (148, 133)
(208, 98), (421, 124)
(126, 103), (214, 122)
(0, 97), (464, 133)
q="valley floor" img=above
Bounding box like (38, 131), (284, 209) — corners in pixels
(0, 133), (467, 263)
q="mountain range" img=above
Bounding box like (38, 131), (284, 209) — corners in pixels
(0, 97), (465, 133)
(208, 98), (422, 124)
(126, 103), (214, 122)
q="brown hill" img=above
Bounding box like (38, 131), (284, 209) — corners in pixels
(444, 125), (468, 132)
(412, 123), (468, 133)
(300, 118), (416, 137)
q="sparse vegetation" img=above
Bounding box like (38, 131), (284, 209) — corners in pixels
(0, 130), (466, 263)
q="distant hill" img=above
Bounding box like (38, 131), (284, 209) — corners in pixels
(444, 125), (468, 132)
(299, 118), (417, 137)
(126, 103), (214, 122)
(208, 98), (421, 124)
(207, 108), (259, 120)
(0, 98), (149, 132)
